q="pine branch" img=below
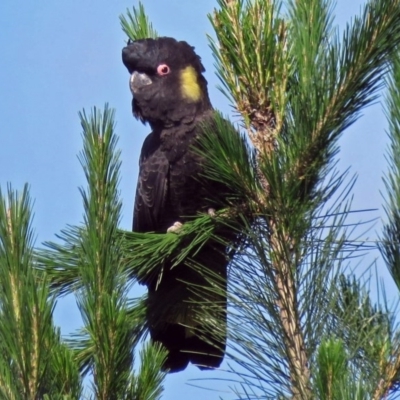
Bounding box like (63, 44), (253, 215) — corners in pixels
(381, 52), (400, 290)
(0, 185), (81, 398)
(37, 106), (158, 398)
(209, 0), (288, 154)
(315, 338), (348, 399)
(130, 342), (167, 400)
(120, 2), (158, 42)
(210, 1), (400, 398)
(72, 106), (137, 399)
(209, 0), (289, 197)
(286, 0), (400, 217)
(378, 51), (400, 398)
(191, 65), (365, 399)
(36, 225), (85, 296)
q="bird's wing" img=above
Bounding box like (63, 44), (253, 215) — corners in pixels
(133, 134), (169, 232)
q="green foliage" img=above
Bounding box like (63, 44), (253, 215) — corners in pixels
(197, 112), (260, 205)
(315, 338), (348, 400)
(207, 0), (400, 398)
(378, 50), (400, 399)
(120, 2), (158, 42)
(129, 342), (167, 400)
(381, 53), (400, 290)
(0, 185), (82, 398)
(36, 106), (166, 399)
(119, 214), (220, 283)
(314, 337), (372, 400)
(2, 0), (400, 399)
(209, 0), (288, 132)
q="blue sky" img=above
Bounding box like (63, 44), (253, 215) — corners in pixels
(0, 0), (396, 398)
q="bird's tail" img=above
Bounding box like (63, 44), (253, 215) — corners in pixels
(146, 242), (228, 372)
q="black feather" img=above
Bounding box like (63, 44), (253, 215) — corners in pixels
(122, 37), (232, 372)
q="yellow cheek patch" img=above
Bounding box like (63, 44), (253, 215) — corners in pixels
(180, 66), (201, 102)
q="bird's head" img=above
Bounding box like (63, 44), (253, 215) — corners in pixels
(122, 37), (211, 128)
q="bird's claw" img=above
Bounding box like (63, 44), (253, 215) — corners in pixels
(167, 221), (183, 233)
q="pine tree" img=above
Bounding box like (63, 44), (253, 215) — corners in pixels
(2, 0), (400, 399)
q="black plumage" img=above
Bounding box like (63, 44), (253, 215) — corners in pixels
(122, 37), (231, 372)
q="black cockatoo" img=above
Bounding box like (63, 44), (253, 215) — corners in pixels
(122, 37), (232, 372)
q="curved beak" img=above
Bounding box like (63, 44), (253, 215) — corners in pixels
(129, 71), (152, 94)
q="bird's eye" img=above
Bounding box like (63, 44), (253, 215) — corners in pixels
(157, 64), (170, 75)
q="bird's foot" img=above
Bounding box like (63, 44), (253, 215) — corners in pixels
(167, 221), (183, 233)
(207, 208), (216, 218)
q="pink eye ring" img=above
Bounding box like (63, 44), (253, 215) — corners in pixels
(157, 64), (170, 75)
